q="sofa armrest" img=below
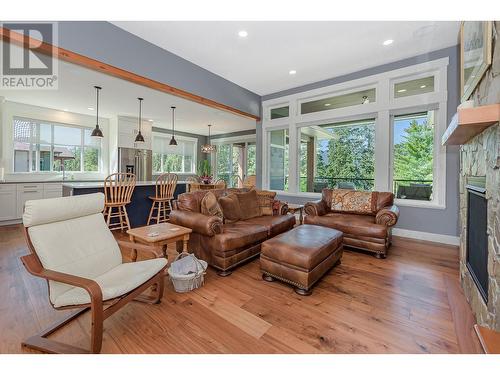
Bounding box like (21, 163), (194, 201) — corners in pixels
(304, 199), (328, 216)
(169, 210), (223, 236)
(375, 205), (400, 227)
(272, 200), (289, 215)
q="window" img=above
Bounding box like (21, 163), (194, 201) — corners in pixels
(215, 141), (256, 187)
(13, 117), (101, 173)
(152, 134), (196, 174)
(269, 129), (289, 191)
(299, 119), (375, 193)
(394, 76), (434, 98)
(270, 106), (289, 119)
(392, 111), (434, 201)
(301, 88), (376, 115)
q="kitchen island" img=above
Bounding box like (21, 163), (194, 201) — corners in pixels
(62, 181), (187, 228)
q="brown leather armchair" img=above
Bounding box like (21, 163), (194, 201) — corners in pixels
(170, 188), (294, 276)
(304, 189), (399, 258)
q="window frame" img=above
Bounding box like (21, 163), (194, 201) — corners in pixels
(210, 134), (257, 186)
(262, 57), (448, 209)
(12, 117), (102, 174)
(151, 132), (198, 175)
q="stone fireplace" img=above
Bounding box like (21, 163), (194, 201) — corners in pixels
(459, 22), (500, 331)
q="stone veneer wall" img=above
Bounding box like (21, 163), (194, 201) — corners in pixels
(459, 21), (500, 330)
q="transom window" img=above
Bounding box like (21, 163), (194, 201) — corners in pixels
(152, 133), (196, 174)
(301, 88), (376, 115)
(13, 117), (100, 173)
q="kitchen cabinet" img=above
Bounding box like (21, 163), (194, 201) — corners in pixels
(0, 184), (17, 221)
(43, 183), (63, 199)
(16, 183), (44, 218)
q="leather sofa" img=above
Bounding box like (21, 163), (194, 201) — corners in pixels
(304, 189), (399, 258)
(170, 188), (295, 276)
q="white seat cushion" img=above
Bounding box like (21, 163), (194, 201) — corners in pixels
(52, 258), (167, 308)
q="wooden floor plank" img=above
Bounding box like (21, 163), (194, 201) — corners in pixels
(0, 224), (482, 354)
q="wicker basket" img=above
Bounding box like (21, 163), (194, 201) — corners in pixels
(167, 252), (207, 293)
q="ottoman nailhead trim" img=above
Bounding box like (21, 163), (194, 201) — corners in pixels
(262, 271), (308, 290)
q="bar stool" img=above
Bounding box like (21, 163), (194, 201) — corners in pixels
(147, 173), (178, 225)
(103, 173), (136, 231)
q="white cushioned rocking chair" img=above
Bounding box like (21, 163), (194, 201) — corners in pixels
(20, 193), (168, 354)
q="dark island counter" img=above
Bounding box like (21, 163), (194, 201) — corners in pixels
(62, 181), (187, 228)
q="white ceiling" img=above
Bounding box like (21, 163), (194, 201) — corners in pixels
(0, 43), (256, 136)
(112, 21), (460, 96)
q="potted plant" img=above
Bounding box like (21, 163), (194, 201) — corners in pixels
(198, 160), (213, 184)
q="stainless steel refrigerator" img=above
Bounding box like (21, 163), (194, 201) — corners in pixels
(118, 147), (152, 181)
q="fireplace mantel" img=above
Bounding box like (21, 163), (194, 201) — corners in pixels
(442, 104), (500, 146)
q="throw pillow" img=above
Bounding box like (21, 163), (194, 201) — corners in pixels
(236, 190), (261, 220)
(218, 193), (242, 223)
(200, 192), (223, 219)
(256, 190), (276, 216)
(330, 190), (378, 215)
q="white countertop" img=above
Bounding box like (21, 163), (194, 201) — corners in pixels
(63, 181), (187, 189)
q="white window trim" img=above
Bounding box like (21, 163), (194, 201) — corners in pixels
(12, 117), (103, 174)
(262, 57), (448, 209)
(151, 132), (198, 175)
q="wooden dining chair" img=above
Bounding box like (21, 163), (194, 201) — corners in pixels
(186, 175), (201, 192)
(147, 173), (178, 225)
(214, 178), (227, 189)
(20, 193), (167, 353)
(243, 174), (257, 189)
(103, 173), (136, 231)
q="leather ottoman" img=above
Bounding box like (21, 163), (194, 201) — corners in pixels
(260, 224), (343, 295)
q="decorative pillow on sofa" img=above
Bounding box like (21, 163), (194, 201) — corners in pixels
(218, 193), (242, 223)
(200, 192), (223, 219)
(256, 190), (276, 216)
(236, 190), (262, 220)
(330, 189), (378, 215)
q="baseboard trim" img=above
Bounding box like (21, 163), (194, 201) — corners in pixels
(0, 219), (22, 227)
(392, 228), (460, 246)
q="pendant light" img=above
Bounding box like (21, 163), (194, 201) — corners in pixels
(201, 124), (216, 153)
(169, 106), (177, 146)
(134, 97), (145, 143)
(90, 86), (103, 138)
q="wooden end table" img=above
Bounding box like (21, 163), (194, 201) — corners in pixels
(127, 222), (192, 262)
(287, 203), (305, 225)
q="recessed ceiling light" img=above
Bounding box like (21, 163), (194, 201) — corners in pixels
(63, 108), (68, 112)
(324, 103), (331, 107)
(87, 107), (94, 110)
(148, 119), (154, 122)
(397, 89), (407, 93)
(383, 39), (394, 46)
(420, 85), (426, 88)
(238, 30), (248, 38)
(289, 70), (297, 75)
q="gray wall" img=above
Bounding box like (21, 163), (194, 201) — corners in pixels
(260, 46), (460, 237)
(53, 22), (261, 118)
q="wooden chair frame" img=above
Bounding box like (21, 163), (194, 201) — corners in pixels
(20, 227), (167, 354)
(147, 173), (178, 225)
(103, 173), (136, 231)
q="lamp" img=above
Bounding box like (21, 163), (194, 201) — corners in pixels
(201, 124), (216, 153)
(169, 106), (177, 146)
(134, 97), (145, 143)
(90, 86), (103, 138)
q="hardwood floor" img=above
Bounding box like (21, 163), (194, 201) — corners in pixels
(0, 224), (482, 354)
